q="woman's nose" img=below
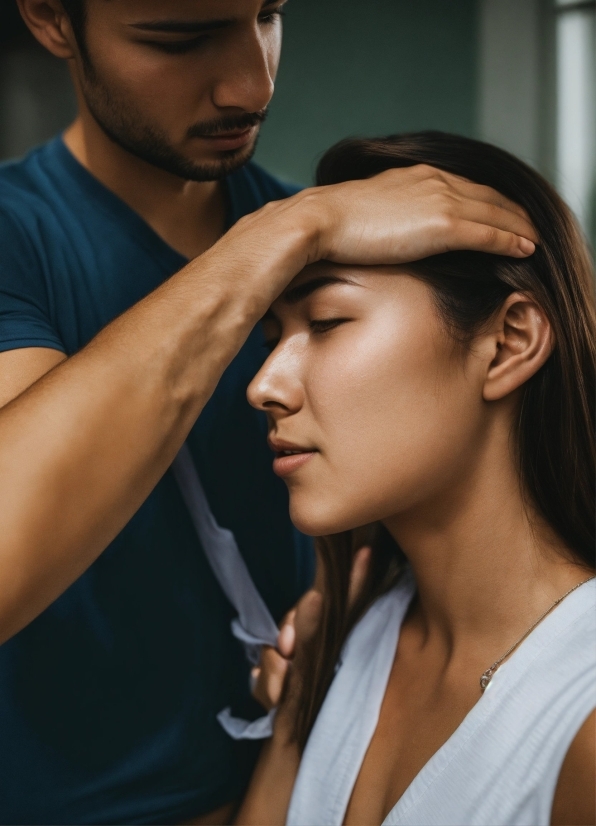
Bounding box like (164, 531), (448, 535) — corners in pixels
(247, 348), (304, 417)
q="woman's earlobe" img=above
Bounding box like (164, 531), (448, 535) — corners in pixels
(483, 293), (554, 402)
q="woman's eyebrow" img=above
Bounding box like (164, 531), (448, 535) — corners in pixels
(282, 275), (356, 305)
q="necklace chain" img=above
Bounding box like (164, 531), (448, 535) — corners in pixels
(479, 576), (595, 693)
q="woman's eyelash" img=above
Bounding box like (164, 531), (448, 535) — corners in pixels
(309, 318), (350, 334)
(262, 318), (349, 352)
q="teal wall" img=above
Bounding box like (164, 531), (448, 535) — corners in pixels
(254, 0), (479, 185)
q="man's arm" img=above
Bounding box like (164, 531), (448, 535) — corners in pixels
(0, 347), (67, 408)
(0, 167), (537, 645)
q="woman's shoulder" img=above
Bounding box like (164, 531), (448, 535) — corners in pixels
(550, 708), (596, 826)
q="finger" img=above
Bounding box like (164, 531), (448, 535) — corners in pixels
(451, 199), (538, 245)
(419, 167), (535, 232)
(348, 545), (372, 609)
(251, 648), (290, 710)
(397, 166), (537, 240)
(294, 590), (323, 647)
(278, 618), (296, 658)
(435, 171), (530, 220)
(439, 220), (536, 258)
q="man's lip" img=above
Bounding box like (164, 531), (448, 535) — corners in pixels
(198, 127), (255, 149)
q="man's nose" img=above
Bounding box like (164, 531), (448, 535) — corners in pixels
(211, 27), (276, 113)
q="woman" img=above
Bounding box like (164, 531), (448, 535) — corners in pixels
(238, 132), (596, 826)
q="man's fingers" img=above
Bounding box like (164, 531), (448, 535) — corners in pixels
(434, 170), (533, 224)
(251, 647), (290, 711)
(381, 165), (539, 246)
(442, 220), (536, 258)
(293, 590), (323, 649)
(278, 618), (296, 658)
(253, 592), (323, 714)
(452, 199), (538, 246)
(414, 166), (536, 232)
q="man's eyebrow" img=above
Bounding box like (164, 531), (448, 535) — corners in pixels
(282, 275), (355, 305)
(129, 0), (286, 34)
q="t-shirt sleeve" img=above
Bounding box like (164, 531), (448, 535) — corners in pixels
(0, 205), (66, 354)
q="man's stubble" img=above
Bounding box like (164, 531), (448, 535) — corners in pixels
(80, 63), (267, 182)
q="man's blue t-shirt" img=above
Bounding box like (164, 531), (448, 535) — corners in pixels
(0, 138), (311, 825)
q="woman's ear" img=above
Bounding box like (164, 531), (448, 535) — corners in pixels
(17, 0), (77, 60)
(482, 292), (554, 402)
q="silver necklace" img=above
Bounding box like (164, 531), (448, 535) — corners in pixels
(479, 576), (595, 693)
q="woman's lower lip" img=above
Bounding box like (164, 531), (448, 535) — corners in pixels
(201, 128), (255, 151)
(272, 451), (316, 477)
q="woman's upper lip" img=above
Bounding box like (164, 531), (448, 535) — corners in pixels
(267, 436), (316, 454)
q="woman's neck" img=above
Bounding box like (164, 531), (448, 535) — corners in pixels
(383, 427), (589, 655)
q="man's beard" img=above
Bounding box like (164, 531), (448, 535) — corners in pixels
(81, 70), (267, 182)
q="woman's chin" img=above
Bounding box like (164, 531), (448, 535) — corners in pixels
(289, 499), (369, 538)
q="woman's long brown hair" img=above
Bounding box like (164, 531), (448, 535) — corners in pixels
(292, 132), (596, 751)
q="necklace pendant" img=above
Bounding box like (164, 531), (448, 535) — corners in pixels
(480, 668), (495, 693)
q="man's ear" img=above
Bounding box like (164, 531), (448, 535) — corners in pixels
(17, 0), (77, 60)
(482, 292), (554, 402)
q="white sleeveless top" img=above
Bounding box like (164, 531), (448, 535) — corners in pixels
(287, 571), (596, 826)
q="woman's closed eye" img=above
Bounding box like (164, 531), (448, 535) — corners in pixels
(309, 318), (352, 335)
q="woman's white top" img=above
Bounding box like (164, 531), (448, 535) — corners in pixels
(287, 571), (596, 826)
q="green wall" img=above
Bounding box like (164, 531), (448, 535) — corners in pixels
(254, 0), (478, 185)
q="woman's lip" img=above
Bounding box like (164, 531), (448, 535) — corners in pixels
(272, 451), (316, 477)
(199, 127), (255, 151)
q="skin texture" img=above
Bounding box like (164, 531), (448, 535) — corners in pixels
(0, 0), (540, 648)
(246, 263), (595, 826)
(2, 2), (538, 820)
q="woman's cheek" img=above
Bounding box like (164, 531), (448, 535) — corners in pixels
(297, 325), (452, 531)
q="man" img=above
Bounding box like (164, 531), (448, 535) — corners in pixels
(0, 0), (536, 822)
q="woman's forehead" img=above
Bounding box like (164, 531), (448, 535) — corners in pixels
(281, 262), (408, 302)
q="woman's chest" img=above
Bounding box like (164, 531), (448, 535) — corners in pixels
(343, 640), (482, 826)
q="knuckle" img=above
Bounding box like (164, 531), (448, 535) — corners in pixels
(436, 211), (458, 235)
(481, 225), (500, 246)
(415, 163), (437, 178)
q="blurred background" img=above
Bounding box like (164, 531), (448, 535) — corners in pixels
(1, 0), (594, 249)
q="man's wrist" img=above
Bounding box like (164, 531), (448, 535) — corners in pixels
(196, 190), (327, 318)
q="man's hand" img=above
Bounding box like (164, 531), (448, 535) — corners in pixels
(303, 164), (538, 266)
(251, 545), (372, 714)
(222, 163), (537, 316)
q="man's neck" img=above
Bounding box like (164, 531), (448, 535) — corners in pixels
(63, 116), (226, 260)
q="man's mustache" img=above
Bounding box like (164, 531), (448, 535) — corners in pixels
(186, 110), (268, 139)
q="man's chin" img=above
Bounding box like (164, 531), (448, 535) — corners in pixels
(183, 140), (258, 181)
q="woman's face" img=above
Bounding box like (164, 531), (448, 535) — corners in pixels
(247, 263), (491, 536)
